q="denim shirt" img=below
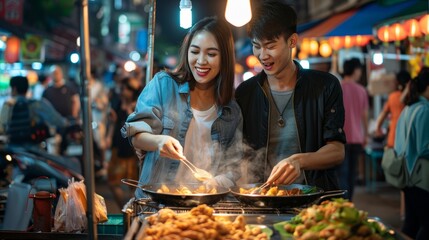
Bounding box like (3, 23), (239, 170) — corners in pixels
(122, 71), (243, 198)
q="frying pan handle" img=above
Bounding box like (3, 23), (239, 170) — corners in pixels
(121, 178), (144, 189)
(317, 190), (347, 203)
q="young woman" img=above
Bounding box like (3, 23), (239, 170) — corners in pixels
(122, 16), (243, 198)
(394, 67), (429, 240)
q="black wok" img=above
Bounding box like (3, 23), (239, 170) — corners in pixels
(121, 179), (229, 207)
(230, 183), (346, 208)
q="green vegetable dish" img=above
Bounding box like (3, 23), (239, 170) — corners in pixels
(273, 198), (396, 240)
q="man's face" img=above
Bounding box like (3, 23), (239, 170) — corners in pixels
(251, 34), (295, 77)
(51, 67), (63, 83)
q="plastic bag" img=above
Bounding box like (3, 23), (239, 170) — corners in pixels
(94, 193), (108, 223)
(65, 180), (87, 232)
(53, 179), (108, 233)
(53, 188), (68, 232)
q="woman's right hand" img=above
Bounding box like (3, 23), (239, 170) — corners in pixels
(156, 135), (187, 161)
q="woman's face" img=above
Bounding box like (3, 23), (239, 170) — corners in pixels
(188, 31), (221, 87)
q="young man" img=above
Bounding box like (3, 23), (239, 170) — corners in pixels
(235, 0), (346, 191)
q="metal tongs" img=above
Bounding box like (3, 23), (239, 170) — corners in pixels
(180, 158), (213, 182)
(250, 182), (273, 195)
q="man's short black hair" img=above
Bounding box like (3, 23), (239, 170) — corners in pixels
(9, 76), (29, 95)
(342, 58), (362, 76)
(247, 0), (297, 41)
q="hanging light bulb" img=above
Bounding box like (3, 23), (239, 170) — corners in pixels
(225, 0), (252, 27)
(180, 0), (192, 29)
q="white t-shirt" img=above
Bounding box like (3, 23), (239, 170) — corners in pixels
(176, 104), (217, 183)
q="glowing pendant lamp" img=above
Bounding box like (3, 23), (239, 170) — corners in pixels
(225, 0), (252, 27)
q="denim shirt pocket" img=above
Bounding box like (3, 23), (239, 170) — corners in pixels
(161, 116), (175, 135)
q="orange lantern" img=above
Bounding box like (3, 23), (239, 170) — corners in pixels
(419, 14), (429, 35)
(5, 36), (21, 63)
(300, 38), (311, 54)
(309, 39), (319, 56)
(328, 36), (344, 51)
(389, 23), (407, 42)
(403, 19), (422, 38)
(354, 35), (371, 47)
(343, 35), (355, 48)
(245, 55), (259, 69)
(297, 51), (308, 60)
(319, 40), (332, 58)
(377, 26), (391, 42)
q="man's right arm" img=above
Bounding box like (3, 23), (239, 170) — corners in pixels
(35, 99), (69, 128)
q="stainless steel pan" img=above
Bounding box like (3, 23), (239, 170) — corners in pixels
(122, 179), (230, 207)
(230, 183), (346, 208)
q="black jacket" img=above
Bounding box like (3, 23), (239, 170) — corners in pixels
(235, 61), (346, 191)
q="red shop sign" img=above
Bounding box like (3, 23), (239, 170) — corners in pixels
(0, 0), (23, 25)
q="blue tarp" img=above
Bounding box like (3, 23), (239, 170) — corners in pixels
(325, 0), (419, 37)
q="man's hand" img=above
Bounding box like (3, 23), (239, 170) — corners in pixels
(266, 156), (301, 185)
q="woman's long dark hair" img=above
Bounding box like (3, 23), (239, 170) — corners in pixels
(166, 16), (236, 106)
(405, 67), (429, 106)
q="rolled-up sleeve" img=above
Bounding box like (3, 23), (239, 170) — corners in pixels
(121, 73), (166, 144)
(324, 78), (346, 144)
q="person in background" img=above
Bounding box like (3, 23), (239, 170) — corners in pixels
(338, 57), (369, 200)
(375, 70), (411, 147)
(394, 67), (429, 240)
(235, 0), (346, 191)
(89, 67), (110, 176)
(375, 70), (411, 219)
(32, 74), (51, 100)
(42, 65), (81, 155)
(0, 76), (69, 144)
(121, 16), (243, 198)
(43, 65), (80, 120)
(107, 76), (142, 208)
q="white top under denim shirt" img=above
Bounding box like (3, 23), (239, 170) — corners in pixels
(121, 71), (243, 198)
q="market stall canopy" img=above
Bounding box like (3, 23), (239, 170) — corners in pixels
(374, 0), (428, 28)
(300, 0), (421, 38)
(300, 9), (357, 38)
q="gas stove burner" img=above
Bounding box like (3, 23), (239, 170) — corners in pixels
(132, 198), (300, 216)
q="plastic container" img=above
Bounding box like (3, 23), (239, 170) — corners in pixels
(97, 214), (124, 235)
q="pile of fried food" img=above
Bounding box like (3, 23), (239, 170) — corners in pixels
(239, 186), (302, 196)
(281, 198), (394, 240)
(140, 204), (268, 240)
(156, 184), (217, 194)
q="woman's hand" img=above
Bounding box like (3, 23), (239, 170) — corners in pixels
(156, 135), (187, 161)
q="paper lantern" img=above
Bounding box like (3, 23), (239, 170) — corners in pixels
(343, 35), (355, 48)
(377, 26), (391, 42)
(328, 36), (344, 51)
(245, 55), (259, 68)
(319, 40), (332, 58)
(389, 23), (407, 41)
(354, 35), (371, 47)
(300, 38), (311, 54)
(309, 39), (319, 56)
(5, 36), (20, 63)
(298, 51), (308, 60)
(419, 14), (429, 35)
(403, 19), (421, 38)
